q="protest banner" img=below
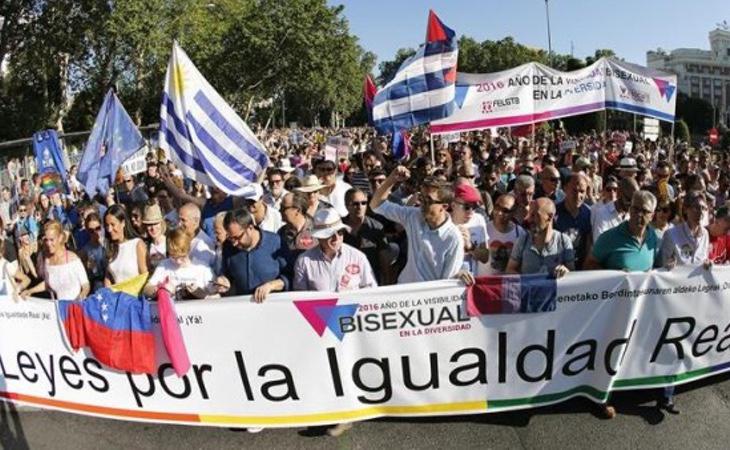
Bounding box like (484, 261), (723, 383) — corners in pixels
(1, 266), (729, 428)
(431, 58), (677, 134)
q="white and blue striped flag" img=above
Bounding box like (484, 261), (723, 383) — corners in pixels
(371, 10), (458, 134)
(159, 42), (268, 195)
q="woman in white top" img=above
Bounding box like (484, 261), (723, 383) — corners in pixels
(19, 221), (89, 301)
(144, 228), (215, 300)
(104, 204), (148, 286)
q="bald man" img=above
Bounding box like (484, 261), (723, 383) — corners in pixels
(506, 197), (574, 278)
(535, 165), (565, 203)
(178, 202), (216, 267)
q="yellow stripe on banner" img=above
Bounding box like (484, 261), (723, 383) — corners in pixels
(199, 400), (488, 425)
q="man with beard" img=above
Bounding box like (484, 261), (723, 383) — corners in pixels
(505, 197), (574, 277)
(263, 168), (288, 210)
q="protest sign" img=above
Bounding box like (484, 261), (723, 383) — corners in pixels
(1, 266), (729, 428)
(431, 58), (677, 134)
(120, 146), (148, 176)
(326, 136), (351, 161)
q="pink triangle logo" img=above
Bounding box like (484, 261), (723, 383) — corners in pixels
(653, 78), (676, 102)
(294, 299), (338, 336)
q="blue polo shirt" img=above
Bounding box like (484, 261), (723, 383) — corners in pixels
(592, 221), (659, 271)
(221, 230), (290, 295)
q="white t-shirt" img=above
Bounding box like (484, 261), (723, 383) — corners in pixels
(591, 201), (625, 240)
(456, 213), (488, 274)
(45, 257), (89, 300)
(320, 180), (352, 218)
(190, 230), (216, 267)
(259, 205), (283, 233)
(660, 222), (710, 267)
(148, 259), (214, 294)
(479, 222), (526, 275)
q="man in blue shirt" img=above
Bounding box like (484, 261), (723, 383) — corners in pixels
(216, 208), (289, 302)
(554, 173), (592, 269)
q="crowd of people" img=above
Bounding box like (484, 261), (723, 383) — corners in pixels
(0, 125), (725, 433)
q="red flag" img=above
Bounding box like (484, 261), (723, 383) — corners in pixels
(363, 75), (377, 125)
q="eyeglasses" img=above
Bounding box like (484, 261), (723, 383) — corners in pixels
(630, 205), (654, 216)
(419, 194), (444, 206)
(270, 179), (283, 184)
(456, 202), (478, 211)
(494, 205), (514, 214)
(349, 201), (368, 207)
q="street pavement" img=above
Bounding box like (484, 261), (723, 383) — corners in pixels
(3, 372), (730, 450)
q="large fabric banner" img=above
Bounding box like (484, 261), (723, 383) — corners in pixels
(0, 266), (729, 428)
(431, 57), (677, 134)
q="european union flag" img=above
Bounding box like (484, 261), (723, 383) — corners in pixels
(78, 89), (145, 197)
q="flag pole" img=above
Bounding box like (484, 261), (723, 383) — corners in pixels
(430, 132), (435, 165)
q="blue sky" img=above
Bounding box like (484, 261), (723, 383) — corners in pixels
(330, 0), (728, 71)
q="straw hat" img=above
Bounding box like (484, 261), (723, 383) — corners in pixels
(142, 204), (164, 224)
(311, 208), (351, 239)
(295, 175), (327, 193)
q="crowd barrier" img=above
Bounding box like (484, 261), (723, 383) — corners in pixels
(1, 265), (729, 427)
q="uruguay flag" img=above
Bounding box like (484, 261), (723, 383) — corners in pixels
(371, 10), (458, 134)
(466, 274), (557, 316)
(159, 42), (269, 195)
(57, 289), (155, 374)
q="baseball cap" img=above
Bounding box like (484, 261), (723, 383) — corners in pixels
(454, 183), (481, 204)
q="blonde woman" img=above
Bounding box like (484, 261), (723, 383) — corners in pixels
(19, 220), (89, 301)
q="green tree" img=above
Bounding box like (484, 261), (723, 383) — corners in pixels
(675, 119), (691, 143)
(676, 92), (713, 136)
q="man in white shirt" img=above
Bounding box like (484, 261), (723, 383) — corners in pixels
(591, 177), (638, 240)
(370, 166), (464, 283)
(262, 169), (288, 210)
(178, 203), (216, 267)
(293, 208), (376, 292)
(483, 194), (526, 275)
(241, 183), (283, 233)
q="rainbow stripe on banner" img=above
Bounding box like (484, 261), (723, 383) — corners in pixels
(2, 361), (730, 427)
(40, 171), (64, 195)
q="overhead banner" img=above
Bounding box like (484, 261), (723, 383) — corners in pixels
(431, 57), (677, 134)
(1, 266), (729, 428)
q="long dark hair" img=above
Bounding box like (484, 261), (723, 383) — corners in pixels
(104, 204), (137, 261)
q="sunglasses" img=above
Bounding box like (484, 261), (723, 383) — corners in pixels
(88, 226), (102, 232)
(350, 201), (368, 207)
(494, 205), (514, 214)
(419, 195), (444, 206)
(456, 202), (478, 211)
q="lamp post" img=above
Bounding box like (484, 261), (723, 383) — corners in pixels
(545, 0), (553, 66)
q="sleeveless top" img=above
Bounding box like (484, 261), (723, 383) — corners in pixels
(108, 238), (142, 283)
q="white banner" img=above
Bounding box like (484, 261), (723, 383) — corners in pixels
(431, 57), (677, 134)
(0, 266), (728, 428)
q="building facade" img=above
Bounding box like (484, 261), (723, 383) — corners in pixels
(647, 26), (730, 126)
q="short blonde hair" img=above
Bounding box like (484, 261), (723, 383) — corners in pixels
(167, 228), (192, 257)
